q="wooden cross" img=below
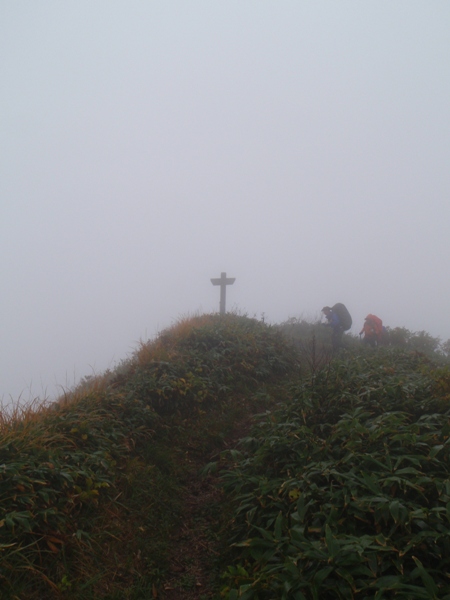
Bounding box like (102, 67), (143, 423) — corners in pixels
(210, 272), (236, 315)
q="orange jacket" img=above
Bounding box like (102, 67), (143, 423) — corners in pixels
(360, 322), (376, 338)
(360, 315), (383, 339)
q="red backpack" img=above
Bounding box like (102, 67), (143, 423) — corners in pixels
(365, 314), (383, 336)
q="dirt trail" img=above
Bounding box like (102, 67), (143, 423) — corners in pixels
(158, 416), (255, 599)
(160, 474), (223, 599)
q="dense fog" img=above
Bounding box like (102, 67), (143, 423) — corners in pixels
(1, 2), (449, 403)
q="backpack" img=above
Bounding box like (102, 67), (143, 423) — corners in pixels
(331, 303), (352, 331)
(365, 314), (383, 336)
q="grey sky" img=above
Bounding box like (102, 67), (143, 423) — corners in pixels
(1, 2), (449, 402)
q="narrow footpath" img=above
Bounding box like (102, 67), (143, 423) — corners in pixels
(158, 411), (260, 599)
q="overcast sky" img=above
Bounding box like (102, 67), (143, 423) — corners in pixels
(1, 1), (449, 403)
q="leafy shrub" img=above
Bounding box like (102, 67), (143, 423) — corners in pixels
(0, 314), (299, 597)
(122, 315), (299, 415)
(221, 349), (450, 599)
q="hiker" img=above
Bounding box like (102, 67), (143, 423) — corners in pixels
(322, 303), (352, 351)
(359, 314), (383, 347)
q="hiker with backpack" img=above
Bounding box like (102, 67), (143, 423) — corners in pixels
(322, 303), (352, 351)
(359, 314), (383, 347)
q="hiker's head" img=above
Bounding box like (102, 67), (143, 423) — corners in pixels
(322, 306), (331, 316)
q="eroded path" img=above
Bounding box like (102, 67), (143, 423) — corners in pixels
(158, 413), (257, 599)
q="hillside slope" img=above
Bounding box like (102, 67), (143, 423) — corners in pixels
(3, 315), (450, 599)
(0, 314), (299, 599)
(219, 349), (450, 599)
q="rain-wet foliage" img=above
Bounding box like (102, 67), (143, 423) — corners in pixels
(277, 317), (450, 360)
(220, 349), (450, 599)
(0, 314), (298, 599)
(4, 312), (450, 599)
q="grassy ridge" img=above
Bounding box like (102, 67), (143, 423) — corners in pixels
(4, 314), (450, 599)
(219, 349), (450, 599)
(0, 314), (299, 599)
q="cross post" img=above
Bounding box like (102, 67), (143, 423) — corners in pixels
(210, 272), (236, 315)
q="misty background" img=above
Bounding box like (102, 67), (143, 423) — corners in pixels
(1, 2), (449, 404)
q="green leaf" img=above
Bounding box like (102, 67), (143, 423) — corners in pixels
(274, 511), (284, 539)
(295, 495), (311, 522)
(250, 525), (274, 541)
(361, 472), (381, 494)
(389, 500), (406, 523)
(429, 445), (444, 458)
(325, 525), (339, 559)
(373, 575), (403, 589)
(313, 566), (334, 585)
(412, 556), (439, 598)
(394, 467), (421, 475)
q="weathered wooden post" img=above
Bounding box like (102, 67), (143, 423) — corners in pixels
(210, 272), (236, 315)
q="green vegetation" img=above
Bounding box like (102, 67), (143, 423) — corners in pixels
(277, 317), (450, 359)
(2, 314), (450, 599)
(219, 347), (450, 599)
(0, 314), (298, 599)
